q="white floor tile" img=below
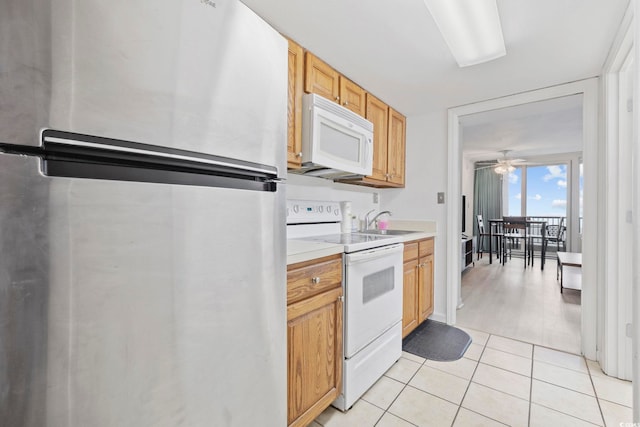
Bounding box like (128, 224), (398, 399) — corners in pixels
(388, 386), (458, 427)
(529, 403), (601, 427)
(532, 360), (594, 395)
(461, 383), (529, 427)
(458, 327), (490, 346)
(585, 359), (606, 377)
(316, 400), (384, 427)
(599, 399), (634, 427)
(401, 351), (426, 364)
(472, 363), (531, 400)
(591, 374), (633, 407)
(530, 379), (603, 425)
(425, 357), (478, 380)
(375, 412), (415, 427)
(463, 342), (485, 361)
(480, 347), (532, 376)
(384, 358), (422, 384)
(533, 346), (588, 373)
(361, 376), (405, 411)
(409, 365), (470, 405)
(486, 335), (533, 358)
(453, 408), (507, 427)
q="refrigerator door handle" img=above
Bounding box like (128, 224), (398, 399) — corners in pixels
(0, 129), (283, 192)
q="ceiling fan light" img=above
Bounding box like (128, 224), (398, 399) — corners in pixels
(424, 0), (506, 67)
(494, 164), (508, 174)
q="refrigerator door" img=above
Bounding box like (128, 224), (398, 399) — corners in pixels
(1, 0), (286, 176)
(0, 154), (286, 426)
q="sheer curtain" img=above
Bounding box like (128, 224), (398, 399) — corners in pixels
(473, 167), (503, 251)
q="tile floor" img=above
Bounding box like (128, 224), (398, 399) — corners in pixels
(312, 328), (632, 427)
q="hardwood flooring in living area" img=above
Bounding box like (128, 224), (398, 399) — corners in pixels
(457, 253), (581, 355)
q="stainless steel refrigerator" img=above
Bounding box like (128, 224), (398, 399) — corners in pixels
(0, 1), (287, 425)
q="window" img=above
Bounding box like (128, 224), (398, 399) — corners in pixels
(506, 167), (522, 215)
(525, 165), (567, 217)
(506, 164), (568, 218)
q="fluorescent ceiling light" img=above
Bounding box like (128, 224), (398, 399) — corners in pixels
(424, 0), (506, 67)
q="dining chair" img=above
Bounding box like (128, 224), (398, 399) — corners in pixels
(501, 216), (529, 268)
(476, 214), (501, 261)
(545, 217), (566, 253)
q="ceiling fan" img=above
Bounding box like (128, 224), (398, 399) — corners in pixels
(477, 150), (526, 174)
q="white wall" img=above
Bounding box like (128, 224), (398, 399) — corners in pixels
(382, 111), (449, 321)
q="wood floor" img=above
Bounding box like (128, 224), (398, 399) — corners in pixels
(457, 254), (582, 355)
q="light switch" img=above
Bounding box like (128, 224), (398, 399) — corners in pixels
(437, 192), (445, 204)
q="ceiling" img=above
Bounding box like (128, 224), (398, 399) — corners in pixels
(241, 0), (628, 117)
(460, 94), (584, 162)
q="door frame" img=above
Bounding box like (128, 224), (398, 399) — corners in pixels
(446, 78), (599, 360)
(601, 2), (634, 380)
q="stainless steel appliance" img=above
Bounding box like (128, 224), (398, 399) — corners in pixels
(286, 200), (403, 411)
(0, 1), (287, 426)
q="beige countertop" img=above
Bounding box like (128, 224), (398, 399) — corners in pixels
(287, 239), (344, 265)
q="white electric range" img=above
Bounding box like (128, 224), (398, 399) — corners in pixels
(287, 200), (404, 411)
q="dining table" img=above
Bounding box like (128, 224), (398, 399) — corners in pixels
(488, 218), (548, 270)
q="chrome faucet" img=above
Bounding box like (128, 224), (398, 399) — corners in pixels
(364, 210), (392, 230)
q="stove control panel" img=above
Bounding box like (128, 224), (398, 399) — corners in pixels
(286, 200), (341, 224)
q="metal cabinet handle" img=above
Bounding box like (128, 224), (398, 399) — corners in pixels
(311, 277), (321, 284)
(343, 101), (349, 106)
(338, 295), (344, 302)
(296, 152), (302, 158)
(335, 96), (340, 102)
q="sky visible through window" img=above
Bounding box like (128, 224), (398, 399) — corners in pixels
(508, 165), (568, 216)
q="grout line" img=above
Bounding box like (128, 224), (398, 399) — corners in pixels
(450, 338), (487, 427)
(528, 344), (534, 427)
(586, 360), (607, 427)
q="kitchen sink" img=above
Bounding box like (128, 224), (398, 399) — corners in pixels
(356, 229), (416, 236)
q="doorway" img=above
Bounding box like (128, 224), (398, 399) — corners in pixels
(446, 79), (599, 360)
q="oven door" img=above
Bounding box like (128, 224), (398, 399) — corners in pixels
(343, 243), (403, 358)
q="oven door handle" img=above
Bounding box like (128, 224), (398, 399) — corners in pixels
(345, 243), (403, 265)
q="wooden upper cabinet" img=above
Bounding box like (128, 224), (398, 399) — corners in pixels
(387, 108), (406, 186)
(287, 39), (304, 169)
(339, 76), (366, 117)
(366, 93), (390, 182)
(304, 52), (339, 103)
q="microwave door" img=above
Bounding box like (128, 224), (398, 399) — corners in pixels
(312, 109), (373, 176)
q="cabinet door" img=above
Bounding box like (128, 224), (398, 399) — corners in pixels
(365, 93), (389, 182)
(287, 39), (304, 168)
(304, 52), (339, 102)
(402, 259), (419, 338)
(287, 287), (343, 427)
(387, 108), (406, 186)
(418, 254), (434, 323)
(339, 76), (366, 117)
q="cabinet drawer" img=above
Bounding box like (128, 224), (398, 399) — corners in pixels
(403, 242), (418, 261)
(287, 255), (342, 305)
(419, 238), (434, 257)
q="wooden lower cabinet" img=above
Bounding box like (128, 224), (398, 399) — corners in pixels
(287, 254), (343, 427)
(402, 238), (435, 338)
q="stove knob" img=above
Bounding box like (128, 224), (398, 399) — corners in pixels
(318, 205), (324, 213)
(293, 204), (299, 213)
(286, 207), (290, 217)
(334, 208), (340, 216)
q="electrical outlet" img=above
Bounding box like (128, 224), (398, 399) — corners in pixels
(437, 192), (445, 204)
(373, 192), (379, 204)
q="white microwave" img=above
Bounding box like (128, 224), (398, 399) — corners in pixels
(293, 93), (373, 180)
